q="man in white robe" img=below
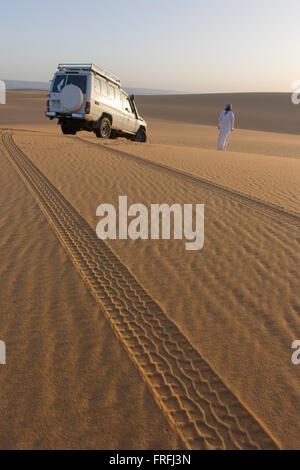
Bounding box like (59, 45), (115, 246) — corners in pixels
(217, 104), (234, 151)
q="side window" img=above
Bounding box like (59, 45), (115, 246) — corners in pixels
(108, 85), (115, 100)
(100, 79), (108, 96)
(115, 89), (121, 104)
(123, 96), (132, 113)
(94, 78), (101, 94)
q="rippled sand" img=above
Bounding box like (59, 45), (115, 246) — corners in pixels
(0, 91), (299, 449)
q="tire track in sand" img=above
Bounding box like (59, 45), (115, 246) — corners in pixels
(0, 131), (279, 450)
(77, 136), (300, 228)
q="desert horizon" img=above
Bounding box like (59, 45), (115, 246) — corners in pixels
(2, 89), (300, 134)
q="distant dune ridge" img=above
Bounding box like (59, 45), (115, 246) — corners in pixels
(3, 80), (50, 91)
(135, 92), (299, 135)
(1, 79), (188, 96)
(1, 89), (298, 135)
(0, 90), (299, 449)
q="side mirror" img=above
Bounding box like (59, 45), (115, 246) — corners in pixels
(130, 94), (135, 101)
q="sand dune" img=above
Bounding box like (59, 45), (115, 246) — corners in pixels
(0, 91), (299, 449)
(0, 134), (183, 450)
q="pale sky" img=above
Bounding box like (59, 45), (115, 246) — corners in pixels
(0, 0), (299, 92)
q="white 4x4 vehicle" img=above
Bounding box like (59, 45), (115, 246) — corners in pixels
(46, 63), (147, 142)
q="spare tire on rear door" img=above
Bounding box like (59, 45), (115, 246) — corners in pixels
(60, 84), (84, 112)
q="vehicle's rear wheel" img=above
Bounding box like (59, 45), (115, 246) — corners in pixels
(61, 124), (77, 135)
(133, 128), (147, 142)
(95, 117), (111, 139)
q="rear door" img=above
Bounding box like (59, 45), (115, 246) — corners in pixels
(50, 73), (88, 114)
(65, 74), (88, 114)
(50, 74), (67, 112)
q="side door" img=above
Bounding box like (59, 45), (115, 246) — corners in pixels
(121, 95), (137, 133)
(113, 88), (123, 130)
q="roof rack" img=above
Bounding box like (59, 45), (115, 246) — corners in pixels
(57, 63), (121, 87)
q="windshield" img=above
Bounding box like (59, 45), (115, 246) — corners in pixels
(51, 74), (87, 94)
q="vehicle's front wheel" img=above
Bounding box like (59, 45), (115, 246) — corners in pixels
(95, 117), (111, 139)
(61, 124), (77, 135)
(133, 128), (147, 142)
